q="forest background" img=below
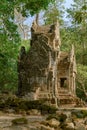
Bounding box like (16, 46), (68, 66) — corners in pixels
(0, 0), (87, 100)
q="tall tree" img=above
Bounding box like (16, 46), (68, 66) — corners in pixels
(0, 0), (55, 92)
(14, 9), (30, 40)
(0, 0), (55, 41)
(44, 0), (65, 25)
(67, 0), (87, 65)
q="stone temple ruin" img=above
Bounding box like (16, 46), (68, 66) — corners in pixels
(18, 21), (79, 107)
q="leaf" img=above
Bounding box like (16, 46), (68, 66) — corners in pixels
(74, 11), (82, 23)
(82, 5), (87, 10)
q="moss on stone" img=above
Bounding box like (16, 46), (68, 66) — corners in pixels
(12, 117), (28, 125)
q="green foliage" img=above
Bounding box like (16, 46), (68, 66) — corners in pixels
(76, 64), (87, 100)
(77, 64), (87, 85)
(0, 35), (20, 92)
(67, 0), (87, 24)
(46, 113), (67, 122)
(0, 97), (57, 114)
(61, 25), (87, 64)
(81, 110), (87, 118)
(44, 0), (64, 25)
(12, 117), (28, 125)
(72, 110), (84, 118)
(19, 0), (55, 16)
(23, 100), (57, 114)
(0, 0), (54, 42)
(0, 0), (20, 42)
(72, 110), (87, 118)
(0, 38), (31, 92)
(20, 40), (30, 52)
(74, 11), (82, 24)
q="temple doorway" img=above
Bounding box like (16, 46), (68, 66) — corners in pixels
(60, 78), (67, 88)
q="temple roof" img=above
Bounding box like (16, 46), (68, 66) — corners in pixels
(35, 25), (51, 34)
(59, 51), (69, 62)
(32, 21), (51, 34)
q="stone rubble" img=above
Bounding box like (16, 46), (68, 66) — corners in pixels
(0, 109), (87, 130)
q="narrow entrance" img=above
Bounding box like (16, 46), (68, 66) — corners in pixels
(60, 78), (67, 88)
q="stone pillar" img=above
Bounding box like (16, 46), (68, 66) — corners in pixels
(68, 66), (71, 93)
(73, 73), (76, 95)
(71, 75), (73, 94)
(49, 51), (51, 69)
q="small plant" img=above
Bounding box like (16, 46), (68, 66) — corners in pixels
(40, 104), (57, 114)
(12, 117), (28, 125)
(72, 110), (84, 118)
(46, 113), (67, 123)
(81, 110), (87, 118)
(46, 114), (59, 120)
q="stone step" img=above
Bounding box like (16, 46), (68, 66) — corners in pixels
(37, 92), (51, 99)
(59, 103), (76, 108)
(58, 89), (68, 93)
(59, 93), (74, 98)
(59, 98), (76, 105)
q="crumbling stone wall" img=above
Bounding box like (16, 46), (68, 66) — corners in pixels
(17, 21), (77, 107)
(18, 21), (60, 103)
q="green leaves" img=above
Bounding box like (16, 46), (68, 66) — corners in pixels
(0, 0), (20, 43)
(0, 0), (55, 42)
(20, 0), (55, 15)
(67, 1), (87, 24)
(44, 0), (64, 25)
(74, 11), (82, 23)
(0, 43), (19, 92)
(76, 64), (87, 100)
(82, 5), (87, 10)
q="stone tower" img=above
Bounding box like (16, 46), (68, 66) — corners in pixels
(17, 21), (77, 107)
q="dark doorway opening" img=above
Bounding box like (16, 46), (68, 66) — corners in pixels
(60, 78), (67, 88)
